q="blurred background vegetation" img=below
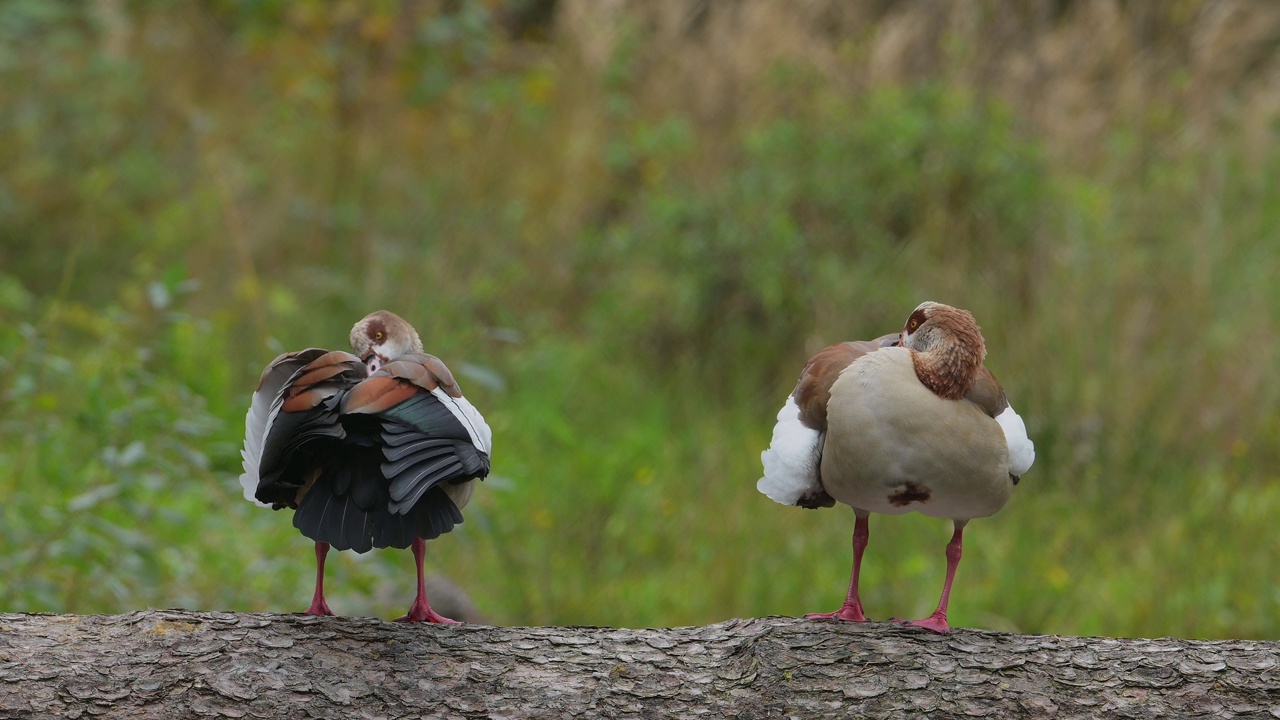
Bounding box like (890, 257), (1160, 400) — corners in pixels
(2, 0), (1278, 639)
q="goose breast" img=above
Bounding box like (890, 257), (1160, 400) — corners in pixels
(820, 347), (1012, 520)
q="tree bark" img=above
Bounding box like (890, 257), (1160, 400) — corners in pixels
(2, 611), (1277, 719)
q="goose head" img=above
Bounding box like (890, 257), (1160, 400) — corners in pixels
(899, 301), (987, 400)
(349, 310), (424, 374)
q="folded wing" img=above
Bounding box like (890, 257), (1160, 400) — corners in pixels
(239, 348), (336, 506)
(240, 351), (492, 553)
(758, 335), (897, 507)
(964, 367), (1035, 481)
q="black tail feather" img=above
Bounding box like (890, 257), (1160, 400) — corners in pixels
(294, 480), (372, 553)
(291, 449), (382, 552)
(348, 458), (383, 510)
(406, 487), (464, 540)
(291, 448), (464, 552)
(370, 508), (412, 550)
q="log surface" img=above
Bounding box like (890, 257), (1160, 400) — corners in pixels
(2, 610), (1278, 719)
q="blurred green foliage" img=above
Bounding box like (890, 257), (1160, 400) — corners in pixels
(1, 2), (1278, 639)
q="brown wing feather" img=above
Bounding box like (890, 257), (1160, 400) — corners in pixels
(343, 374), (422, 415)
(282, 385), (340, 414)
(290, 352), (361, 392)
(387, 353), (462, 397)
(343, 352), (468, 415)
(254, 348), (330, 391)
(278, 351), (364, 413)
(965, 367), (1009, 419)
(793, 333), (898, 431)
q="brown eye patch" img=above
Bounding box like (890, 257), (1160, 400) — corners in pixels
(367, 320), (386, 342)
(905, 309), (928, 332)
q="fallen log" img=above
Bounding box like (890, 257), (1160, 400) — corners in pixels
(1, 610), (1276, 719)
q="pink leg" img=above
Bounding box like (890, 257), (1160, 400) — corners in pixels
(905, 523), (965, 634)
(305, 542), (335, 616)
(807, 513), (871, 622)
(395, 538), (459, 624)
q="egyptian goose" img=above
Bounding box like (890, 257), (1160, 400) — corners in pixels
(239, 310), (492, 623)
(758, 302), (1034, 634)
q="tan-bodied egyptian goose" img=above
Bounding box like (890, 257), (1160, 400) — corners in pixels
(759, 301), (1034, 634)
(239, 310), (492, 623)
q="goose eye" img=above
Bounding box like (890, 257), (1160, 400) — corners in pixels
(374, 331), (383, 341)
(905, 309), (927, 332)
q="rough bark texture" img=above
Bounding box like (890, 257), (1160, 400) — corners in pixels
(2, 611), (1278, 719)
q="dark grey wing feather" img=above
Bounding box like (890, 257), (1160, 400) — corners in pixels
(361, 388), (490, 518)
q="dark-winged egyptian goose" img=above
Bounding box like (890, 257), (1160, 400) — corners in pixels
(759, 301), (1034, 634)
(239, 310), (492, 623)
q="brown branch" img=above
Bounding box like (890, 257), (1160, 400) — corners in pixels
(1, 611), (1277, 719)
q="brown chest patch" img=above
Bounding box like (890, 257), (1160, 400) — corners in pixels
(888, 482), (932, 506)
(911, 351), (979, 401)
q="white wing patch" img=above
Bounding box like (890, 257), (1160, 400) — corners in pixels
(995, 404), (1035, 477)
(239, 387), (276, 506)
(757, 395), (824, 506)
(430, 388), (493, 456)
(239, 359), (305, 507)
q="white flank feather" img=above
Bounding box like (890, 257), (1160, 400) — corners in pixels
(238, 389), (275, 506)
(239, 359), (307, 507)
(431, 388), (494, 456)
(757, 395), (824, 506)
(995, 404), (1035, 477)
